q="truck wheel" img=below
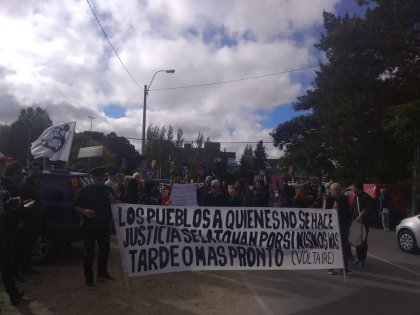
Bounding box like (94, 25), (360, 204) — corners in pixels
(31, 230), (57, 264)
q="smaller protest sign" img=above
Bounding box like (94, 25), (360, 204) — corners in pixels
(169, 183), (198, 206)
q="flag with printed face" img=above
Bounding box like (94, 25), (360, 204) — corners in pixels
(31, 121), (76, 161)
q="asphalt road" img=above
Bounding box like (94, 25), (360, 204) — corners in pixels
(235, 228), (420, 315)
(1, 228), (419, 315)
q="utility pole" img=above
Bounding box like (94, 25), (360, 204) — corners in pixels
(88, 115), (94, 172)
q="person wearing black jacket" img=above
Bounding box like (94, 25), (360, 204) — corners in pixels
(121, 178), (139, 204)
(252, 179), (269, 207)
(197, 176), (213, 206)
(74, 167), (117, 289)
(0, 161), (25, 306)
(351, 181), (375, 268)
(18, 161), (44, 275)
(325, 182), (353, 275)
(203, 179), (230, 207)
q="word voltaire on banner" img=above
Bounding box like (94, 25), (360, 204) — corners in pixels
(111, 205), (344, 277)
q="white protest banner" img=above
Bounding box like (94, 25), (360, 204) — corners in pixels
(112, 205), (344, 277)
(31, 121), (76, 161)
(168, 183), (198, 206)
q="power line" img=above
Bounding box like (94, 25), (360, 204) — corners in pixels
(86, 1), (318, 92)
(150, 65), (319, 91)
(86, 0), (141, 89)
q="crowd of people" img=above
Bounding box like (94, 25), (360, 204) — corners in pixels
(1, 159), (388, 305)
(93, 171), (394, 277)
(95, 171), (380, 276)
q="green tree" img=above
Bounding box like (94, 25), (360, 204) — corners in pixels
(68, 132), (117, 171)
(239, 144), (255, 182)
(175, 128), (184, 148)
(383, 100), (420, 147)
(103, 132), (141, 173)
(254, 141), (268, 171)
(6, 107), (52, 165)
(145, 124), (176, 176)
(271, 0), (420, 184)
(195, 132), (204, 149)
(0, 124), (11, 155)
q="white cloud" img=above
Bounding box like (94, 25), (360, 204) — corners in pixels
(0, 0), (341, 160)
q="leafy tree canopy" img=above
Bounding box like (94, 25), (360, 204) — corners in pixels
(271, 0), (420, 184)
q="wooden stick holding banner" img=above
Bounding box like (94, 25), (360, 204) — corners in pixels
(113, 218), (131, 291)
(334, 208), (347, 284)
(324, 201), (347, 284)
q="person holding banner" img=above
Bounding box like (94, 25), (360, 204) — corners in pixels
(351, 181), (375, 268)
(203, 179), (230, 207)
(121, 178), (139, 204)
(252, 179), (269, 207)
(325, 183), (353, 275)
(74, 167), (117, 289)
(197, 176), (213, 206)
(230, 180), (245, 206)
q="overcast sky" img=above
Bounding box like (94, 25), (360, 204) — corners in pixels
(0, 0), (365, 159)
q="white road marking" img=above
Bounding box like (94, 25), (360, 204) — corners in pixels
(114, 299), (130, 307)
(132, 299), (153, 307)
(244, 279), (275, 315)
(368, 253), (420, 277)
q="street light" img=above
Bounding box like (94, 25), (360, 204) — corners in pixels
(142, 69), (175, 155)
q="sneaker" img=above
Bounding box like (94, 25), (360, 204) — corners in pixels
(97, 273), (115, 282)
(10, 294), (21, 306)
(341, 269), (353, 275)
(86, 282), (96, 289)
(22, 267), (41, 275)
(327, 269), (336, 275)
(14, 273), (26, 283)
(351, 259), (359, 267)
(9, 290), (25, 306)
(355, 261), (365, 268)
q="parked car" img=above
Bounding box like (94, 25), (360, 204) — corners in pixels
(31, 170), (89, 263)
(344, 183), (407, 229)
(396, 215), (420, 253)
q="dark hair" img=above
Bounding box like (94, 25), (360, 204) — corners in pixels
(3, 161), (23, 177)
(255, 179), (265, 186)
(143, 180), (154, 193)
(30, 160), (43, 171)
(353, 181), (364, 191)
(127, 178), (139, 194)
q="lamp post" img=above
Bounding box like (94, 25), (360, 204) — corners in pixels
(142, 69), (175, 155)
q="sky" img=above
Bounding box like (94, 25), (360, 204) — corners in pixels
(0, 0), (368, 160)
